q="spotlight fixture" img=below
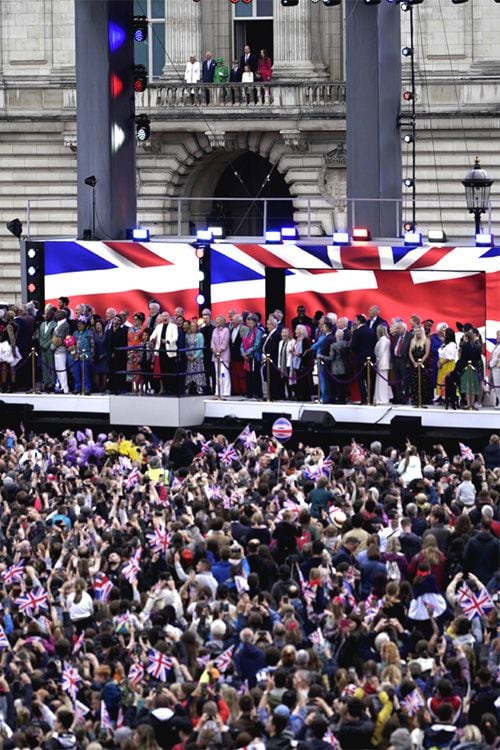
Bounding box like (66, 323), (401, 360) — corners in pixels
(280, 0), (299, 5)
(402, 46), (413, 57)
(404, 231), (423, 246)
(6, 218), (23, 238)
(84, 175), (97, 188)
(352, 227), (372, 241)
(281, 227), (298, 242)
(126, 227), (150, 241)
(403, 90), (414, 101)
(208, 226), (225, 239)
(403, 221), (415, 232)
(476, 233), (494, 247)
(132, 15), (148, 43)
(403, 133), (414, 144)
(322, 0), (341, 5)
(332, 232), (350, 245)
(404, 178), (414, 187)
(136, 115), (151, 142)
(196, 229), (213, 243)
(133, 64), (148, 93)
(265, 230), (281, 243)
(428, 229), (447, 243)
(229, 0), (239, 3)
(242, 0), (253, 3)
(400, 2), (411, 9)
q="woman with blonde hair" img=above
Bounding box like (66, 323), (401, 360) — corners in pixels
(409, 324), (433, 404)
(408, 534), (447, 589)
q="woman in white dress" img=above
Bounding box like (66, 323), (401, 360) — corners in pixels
(488, 329), (500, 408)
(374, 324), (392, 404)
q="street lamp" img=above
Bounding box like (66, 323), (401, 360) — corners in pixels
(462, 156), (494, 235)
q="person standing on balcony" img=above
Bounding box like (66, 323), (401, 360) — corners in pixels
(213, 58), (229, 104)
(239, 45), (258, 77)
(184, 54), (200, 104)
(202, 51), (215, 104)
(257, 49), (273, 81)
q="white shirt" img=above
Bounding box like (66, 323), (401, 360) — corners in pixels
(151, 321), (178, 357)
(184, 60), (200, 84)
(66, 591), (94, 621)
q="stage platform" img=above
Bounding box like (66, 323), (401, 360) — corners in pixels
(0, 393), (498, 434)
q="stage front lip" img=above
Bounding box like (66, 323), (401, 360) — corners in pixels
(0, 393), (498, 431)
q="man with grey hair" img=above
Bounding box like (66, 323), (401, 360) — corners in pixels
(234, 627), (266, 687)
(391, 318), (412, 404)
(229, 313), (247, 395)
(389, 728), (412, 750)
(262, 315), (281, 400)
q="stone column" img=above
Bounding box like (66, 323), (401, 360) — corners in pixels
(163, 0), (201, 80)
(272, 0), (318, 79)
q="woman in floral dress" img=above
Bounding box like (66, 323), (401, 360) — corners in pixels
(185, 321), (205, 394)
(127, 312), (145, 393)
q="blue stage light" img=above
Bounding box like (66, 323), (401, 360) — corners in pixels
(476, 233), (494, 247)
(265, 230), (281, 243)
(108, 21), (126, 53)
(332, 232), (350, 245)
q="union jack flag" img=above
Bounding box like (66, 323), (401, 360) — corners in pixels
(43, 240), (499, 357)
(73, 631), (85, 655)
(74, 699), (90, 723)
(283, 498), (301, 516)
(147, 649), (173, 682)
(15, 587), (48, 616)
(321, 458), (333, 477)
(309, 627), (325, 647)
(200, 441), (212, 455)
(303, 463), (322, 481)
(296, 565), (315, 609)
(220, 444), (238, 467)
(459, 442), (475, 462)
(125, 466), (141, 491)
(215, 645), (234, 674)
(146, 525), (171, 555)
(122, 547), (142, 584)
(100, 699), (113, 729)
(128, 661), (145, 686)
(401, 688), (425, 717)
(323, 728), (338, 748)
(0, 626), (10, 650)
(237, 425), (257, 450)
(94, 572), (113, 602)
(1, 562), (24, 585)
(62, 662), (81, 701)
(238, 679), (249, 695)
(458, 584), (494, 620)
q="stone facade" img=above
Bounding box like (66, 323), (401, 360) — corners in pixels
(0, 0), (499, 302)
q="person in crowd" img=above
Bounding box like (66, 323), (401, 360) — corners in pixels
(69, 315), (94, 395)
(92, 317), (109, 393)
(0, 310), (21, 392)
(211, 315), (231, 397)
(409, 324), (432, 405)
(435, 326), (458, 403)
(152, 311), (179, 396)
(39, 304), (57, 393)
(291, 324), (313, 401)
(488, 329), (500, 408)
(262, 315), (282, 401)
(127, 311), (145, 394)
(107, 313), (128, 394)
(277, 326), (295, 400)
(229, 313), (247, 396)
(185, 320), (205, 395)
(373, 324), (392, 405)
(241, 313), (263, 399)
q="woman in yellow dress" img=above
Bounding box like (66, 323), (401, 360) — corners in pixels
(436, 327), (457, 401)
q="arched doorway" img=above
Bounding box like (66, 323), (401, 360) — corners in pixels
(212, 152), (293, 237)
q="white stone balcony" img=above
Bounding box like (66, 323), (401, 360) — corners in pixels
(137, 81), (346, 111)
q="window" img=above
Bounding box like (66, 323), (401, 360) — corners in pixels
(235, 0), (273, 18)
(234, 0), (274, 60)
(134, 0), (165, 80)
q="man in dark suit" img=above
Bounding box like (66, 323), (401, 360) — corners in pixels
(350, 314), (373, 404)
(390, 318), (412, 404)
(201, 51), (216, 82)
(200, 308), (215, 394)
(239, 45), (258, 76)
(262, 315), (281, 400)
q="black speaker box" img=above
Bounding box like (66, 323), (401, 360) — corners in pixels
(301, 410), (336, 428)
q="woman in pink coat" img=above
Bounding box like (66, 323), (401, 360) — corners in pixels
(211, 315), (231, 397)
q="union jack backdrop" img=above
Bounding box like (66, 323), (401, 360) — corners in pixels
(42, 240), (500, 351)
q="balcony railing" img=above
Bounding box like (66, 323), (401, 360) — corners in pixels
(138, 81), (346, 110)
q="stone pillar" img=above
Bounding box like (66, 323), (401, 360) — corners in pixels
(272, 0), (317, 80)
(163, 0), (201, 80)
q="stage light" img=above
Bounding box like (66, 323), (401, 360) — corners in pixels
(332, 232), (350, 245)
(27, 265), (36, 276)
(126, 227), (150, 241)
(22, 240), (45, 302)
(111, 73), (123, 98)
(133, 65), (148, 93)
(402, 46), (413, 57)
(403, 222), (414, 232)
(322, 0), (341, 5)
(27, 247), (37, 259)
(403, 90), (414, 101)
(403, 133), (414, 143)
(364, 0), (382, 4)
(195, 247), (205, 259)
(281, 0), (299, 5)
(133, 16), (148, 43)
(404, 177), (414, 187)
(196, 293), (206, 305)
(136, 115), (150, 142)
(6, 218), (23, 238)
(112, 123), (126, 151)
(208, 226), (225, 239)
(428, 229), (447, 242)
(281, 226), (298, 242)
(404, 231), (423, 246)
(84, 175), (97, 188)
(476, 233), (494, 247)
(197, 229), (213, 242)
(352, 227), (372, 241)
(108, 21), (126, 52)
(400, 2), (411, 10)
(265, 230), (281, 243)
(451, 0), (468, 4)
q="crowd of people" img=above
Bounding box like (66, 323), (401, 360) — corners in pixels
(0, 299), (499, 408)
(0, 421), (498, 750)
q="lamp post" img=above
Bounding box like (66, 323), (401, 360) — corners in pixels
(462, 157), (494, 235)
